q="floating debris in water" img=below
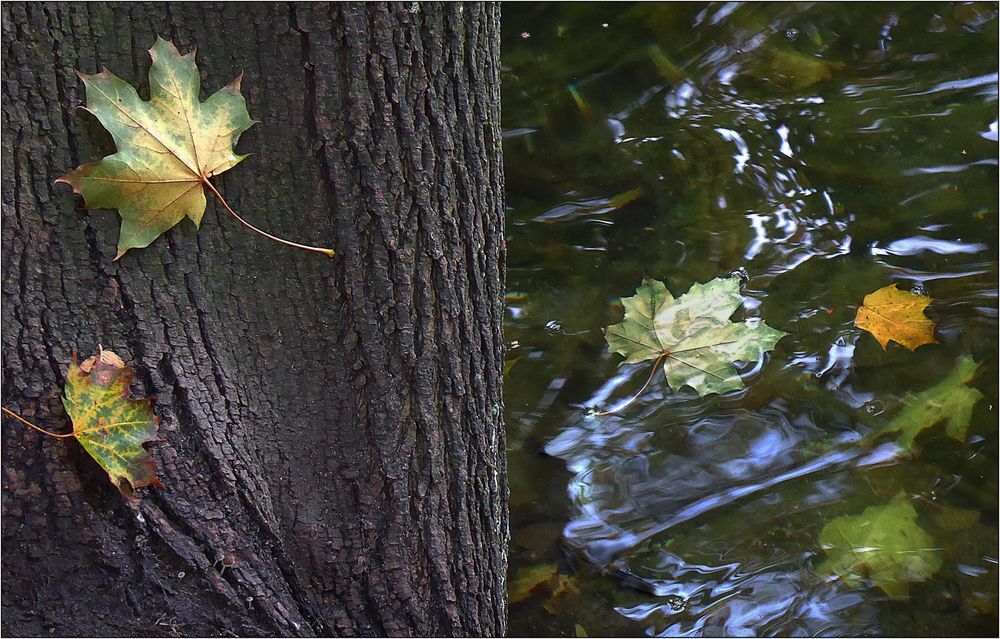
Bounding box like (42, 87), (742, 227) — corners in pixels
(567, 84), (593, 118)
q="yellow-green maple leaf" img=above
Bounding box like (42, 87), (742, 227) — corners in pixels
(62, 349), (161, 497)
(604, 277), (786, 397)
(817, 493), (942, 599)
(508, 564), (559, 604)
(57, 37), (255, 258)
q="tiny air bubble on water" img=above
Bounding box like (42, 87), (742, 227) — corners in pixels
(864, 400), (885, 415)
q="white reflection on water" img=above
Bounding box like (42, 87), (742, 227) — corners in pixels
(870, 236), (989, 256)
(615, 562), (874, 637)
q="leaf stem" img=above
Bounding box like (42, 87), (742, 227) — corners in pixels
(1, 406), (74, 438)
(595, 353), (667, 417)
(202, 178), (335, 257)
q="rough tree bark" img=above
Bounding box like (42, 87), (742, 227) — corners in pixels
(1, 2), (506, 636)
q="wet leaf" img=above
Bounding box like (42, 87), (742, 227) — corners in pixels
(604, 277), (785, 396)
(854, 284), (937, 351)
(63, 349), (162, 497)
(508, 564), (582, 614)
(543, 574), (581, 615)
(57, 38), (255, 258)
(509, 564), (559, 604)
(868, 356), (983, 452)
(817, 493), (942, 598)
(575, 623), (589, 637)
(762, 46), (844, 90)
(503, 356), (522, 378)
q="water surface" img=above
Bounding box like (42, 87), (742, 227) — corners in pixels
(501, 3), (998, 636)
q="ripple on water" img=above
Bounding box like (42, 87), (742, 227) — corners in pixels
(503, 3), (998, 636)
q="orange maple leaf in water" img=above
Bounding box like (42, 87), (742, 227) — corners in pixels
(854, 284), (938, 351)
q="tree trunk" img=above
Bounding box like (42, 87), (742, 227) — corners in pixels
(1, 2), (507, 636)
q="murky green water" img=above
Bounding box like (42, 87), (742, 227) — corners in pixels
(500, 3), (998, 636)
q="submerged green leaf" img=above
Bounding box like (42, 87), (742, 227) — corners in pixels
(754, 46), (845, 90)
(542, 574), (581, 615)
(508, 564), (582, 615)
(509, 564), (559, 604)
(817, 493), (942, 599)
(604, 277), (785, 396)
(868, 356), (984, 453)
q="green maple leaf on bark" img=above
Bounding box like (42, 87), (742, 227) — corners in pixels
(817, 493), (942, 599)
(63, 349), (162, 497)
(868, 356), (984, 453)
(56, 37), (333, 258)
(604, 277), (785, 398)
(57, 38), (254, 258)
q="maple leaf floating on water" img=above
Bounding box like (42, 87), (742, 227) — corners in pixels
(63, 349), (162, 497)
(57, 37), (333, 258)
(854, 284), (937, 351)
(604, 276), (785, 399)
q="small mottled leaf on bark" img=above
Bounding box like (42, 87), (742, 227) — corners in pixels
(63, 348), (162, 497)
